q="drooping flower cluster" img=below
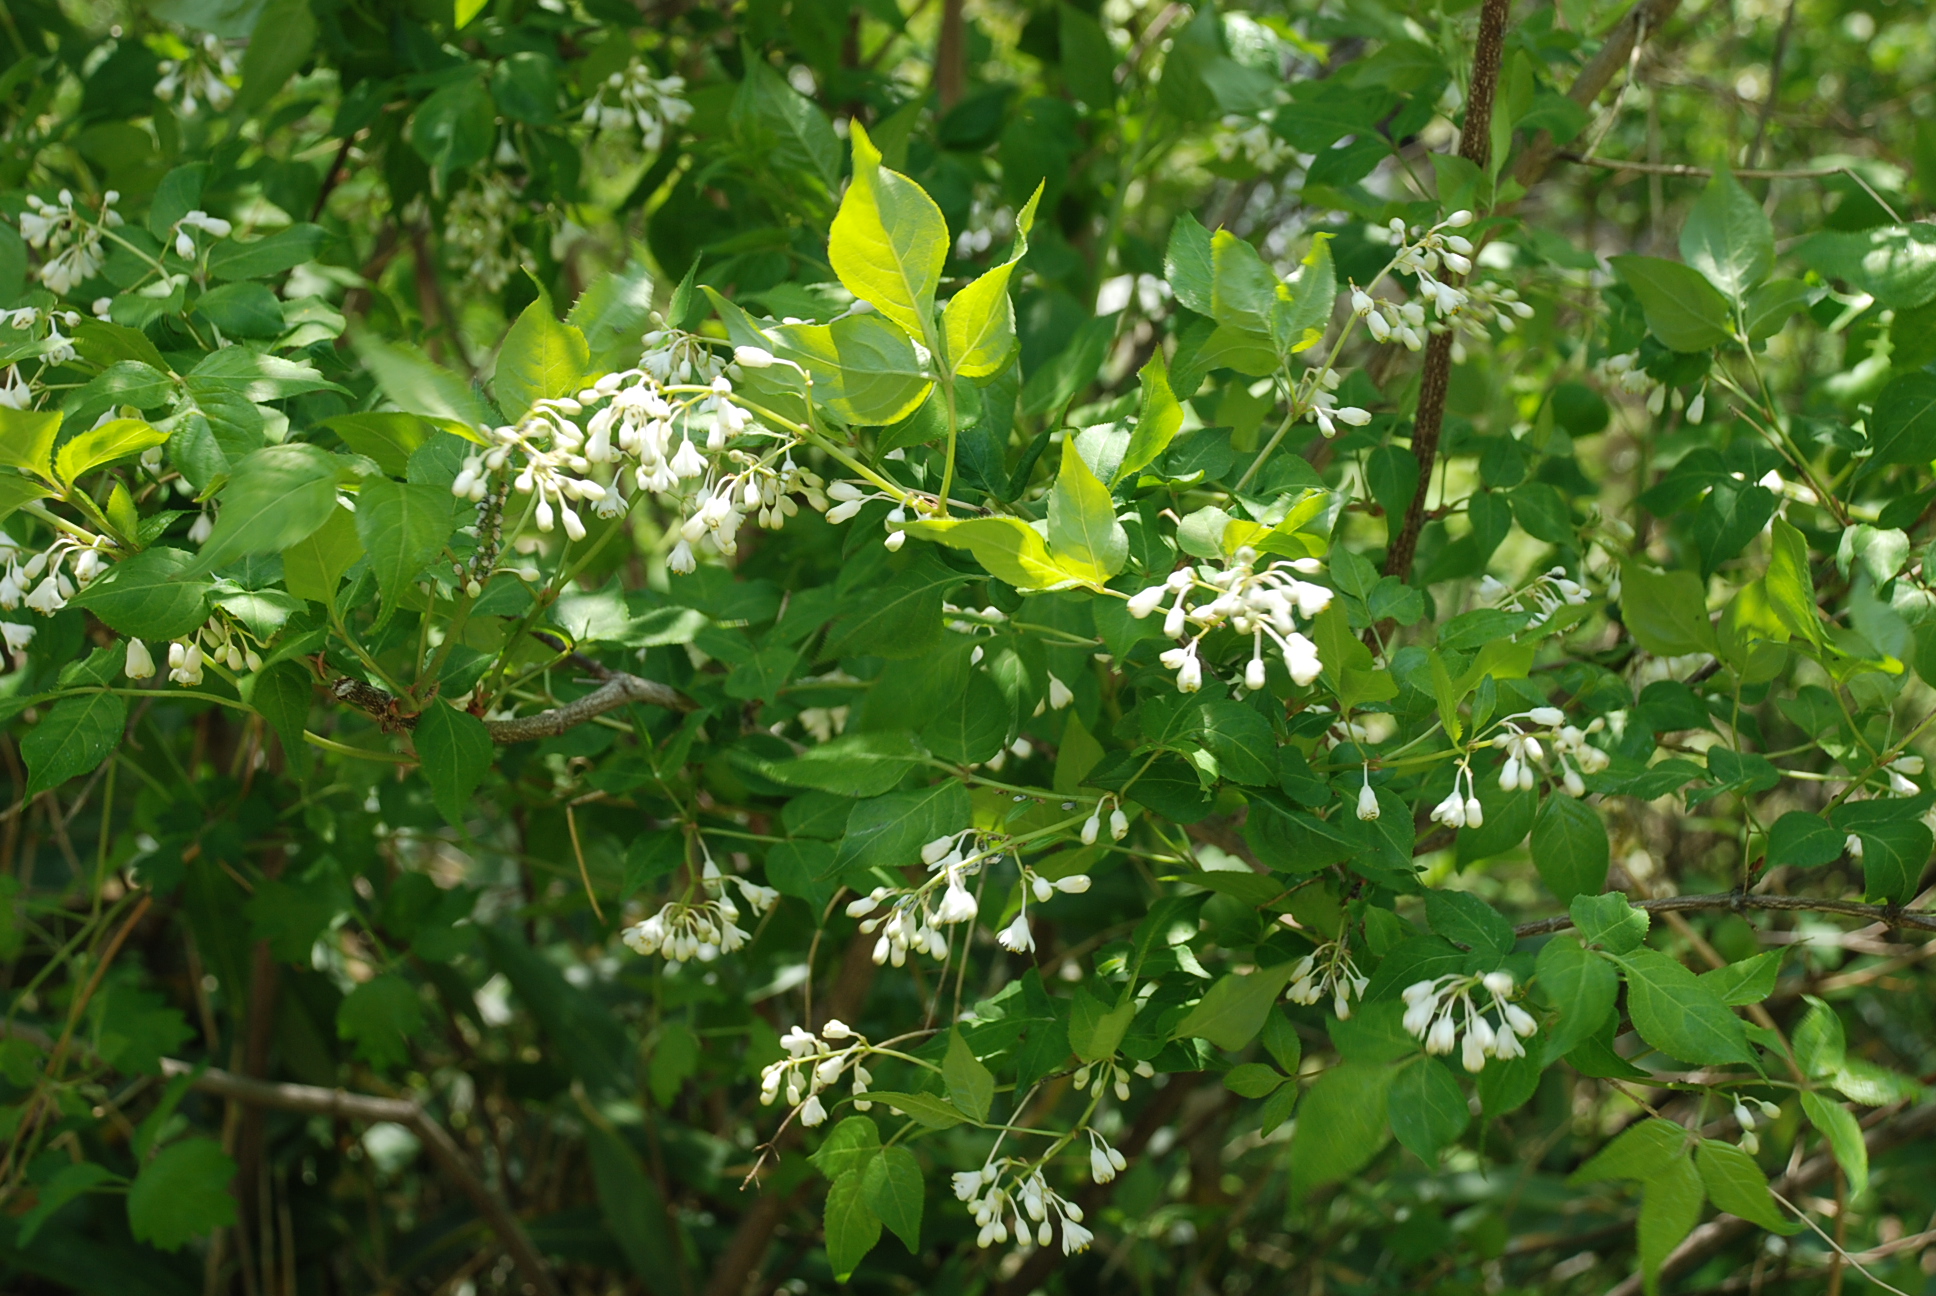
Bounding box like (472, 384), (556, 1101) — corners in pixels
(757, 1019), (873, 1128)
(1401, 970), (1538, 1072)
(19, 191), (122, 296)
(443, 174), (523, 292)
(164, 209), (233, 260)
(847, 831), (1089, 967)
(1346, 210), (1534, 361)
(1126, 547), (1331, 694)
(1072, 1056), (1154, 1101)
(954, 1160), (1093, 1255)
(155, 34), (240, 116)
(622, 857), (780, 966)
(1428, 758), (1485, 830)
(1730, 1096), (1782, 1155)
(1493, 707), (1611, 797)
(1281, 936), (1370, 1019)
(1217, 112), (1296, 172)
(581, 61), (693, 152)
(0, 531), (113, 618)
(995, 861), (1094, 955)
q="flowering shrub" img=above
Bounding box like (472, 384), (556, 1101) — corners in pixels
(0, 2), (1932, 1295)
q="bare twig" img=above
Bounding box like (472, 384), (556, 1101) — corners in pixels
(1560, 152), (1854, 180)
(1512, 0), (1686, 190)
(1513, 893), (1936, 938)
(331, 673), (693, 745)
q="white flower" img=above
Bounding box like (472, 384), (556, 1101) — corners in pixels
(1356, 780), (1379, 821)
(934, 880), (979, 925)
(124, 638), (154, 679)
(1089, 1143), (1116, 1183)
(1061, 1219), (1093, 1254)
(1108, 807), (1129, 840)
(997, 913), (1035, 953)
(798, 1094), (827, 1127)
(1047, 674), (1074, 709)
(0, 621), (32, 651)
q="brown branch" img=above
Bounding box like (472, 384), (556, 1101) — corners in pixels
(329, 673), (693, 745)
(1382, 0), (1512, 582)
(1559, 152), (1850, 180)
(1512, 0), (1685, 190)
(932, 0), (966, 110)
(1604, 1100), (1936, 1296)
(1513, 893), (1936, 938)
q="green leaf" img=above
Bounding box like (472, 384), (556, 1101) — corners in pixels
(0, 406), (60, 480)
(811, 1116), (882, 1180)
(1530, 794), (1610, 902)
(1422, 891), (1515, 962)
(1116, 352), (1185, 484)
(1197, 700), (1275, 786)
(1767, 811), (1842, 867)
(1388, 1058), (1469, 1163)
(1697, 1139), (1799, 1233)
(922, 669), (1009, 765)
(1058, 3), (1117, 107)
(1610, 255), (1734, 351)
(186, 348), (339, 402)
(1794, 223), (1936, 308)
(281, 506), (362, 607)
(1618, 561), (1714, 656)
(1166, 212), (1216, 316)
(864, 1091), (966, 1129)
(831, 782), (973, 877)
(731, 49), (842, 190)
(584, 1122), (684, 1284)
(1572, 892), (1650, 952)
(68, 546), (211, 640)
(357, 478), (457, 608)
(0, 472), (52, 524)
(1328, 1000), (1421, 1064)
(1800, 1090), (1868, 1197)
(1289, 1062), (1393, 1197)
(336, 974), (425, 1071)
(415, 703), (493, 825)
(246, 867), (347, 963)
(1614, 948), (1754, 1065)
(1852, 818), (1931, 906)
(194, 281), (286, 338)
(410, 77), (496, 178)
(1173, 962), (1300, 1051)
(1638, 1153), (1705, 1296)
(1570, 1118), (1691, 1184)
(1792, 995), (1846, 1077)
(765, 311), (934, 426)
(1261, 1008), (1302, 1075)
(23, 692), (126, 796)
(206, 224), (328, 281)
(762, 728), (921, 798)
(236, 0), (317, 111)
(825, 1167), (883, 1279)
(1047, 436), (1127, 580)
(1765, 517), (1821, 643)
(1867, 372), (1936, 468)
(1698, 951), (1782, 1006)
(1070, 987), (1137, 1062)
(494, 289), (590, 422)
(905, 515), (1098, 592)
(353, 335), (497, 429)
(19, 1161), (118, 1247)
(862, 1145), (924, 1253)
(1535, 935), (1618, 1058)
(54, 417), (168, 487)
(126, 1139), (237, 1251)
(322, 413), (433, 478)
(196, 443), (341, 572)
(1680, 169), (1775, 298)
(942, 185), (1039, 378)
(828, 121), (948, 344)
(1224, 1062), (1288, 1097)
(943, 1028), (995, 1124)
(570, 264), (657, 373)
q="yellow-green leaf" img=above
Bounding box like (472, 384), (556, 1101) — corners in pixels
(282, 506), (362, 608)
(495, 289), (590, 422)
(941, 184), (1040, 378)
(1047, 437), (1126, 579)
(0, 407), (60, 481)
(905, 515), (1098, 591)
(55, 417), (169, 487)
(829, 121), (949, 344)
(1115, 352), (1184, 483)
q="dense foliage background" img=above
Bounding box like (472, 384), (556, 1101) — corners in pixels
(0, 0), (1933, 1294)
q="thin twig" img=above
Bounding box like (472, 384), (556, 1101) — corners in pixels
(1560, 152), (1861, 180)
(1513, 892), (1936, 938)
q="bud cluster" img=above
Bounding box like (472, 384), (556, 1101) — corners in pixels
(1730, 1096), (1782, 1155)
(1493, 707), (1611, 797)
(845, 831), (1090, 968)
(1280, 936), (1370, 1019)
(1126, 548), (1331, 694)
(953, 1160), (1094, 1255)
(155, 34), (240, 116)
(757, 1018), (873, 1128)
(19, 190), (122, 297)
(581, 61), (694, 152)
(622, 857), (780, 967)
(442, 173), (524, 293)
(0, 532), (113, 621)
(1071, 1056), (1154, 1101)
(995, 862), (1094, 955)
(1429, 758), (1485, 830)
(1401, 970), (1538, 1072)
